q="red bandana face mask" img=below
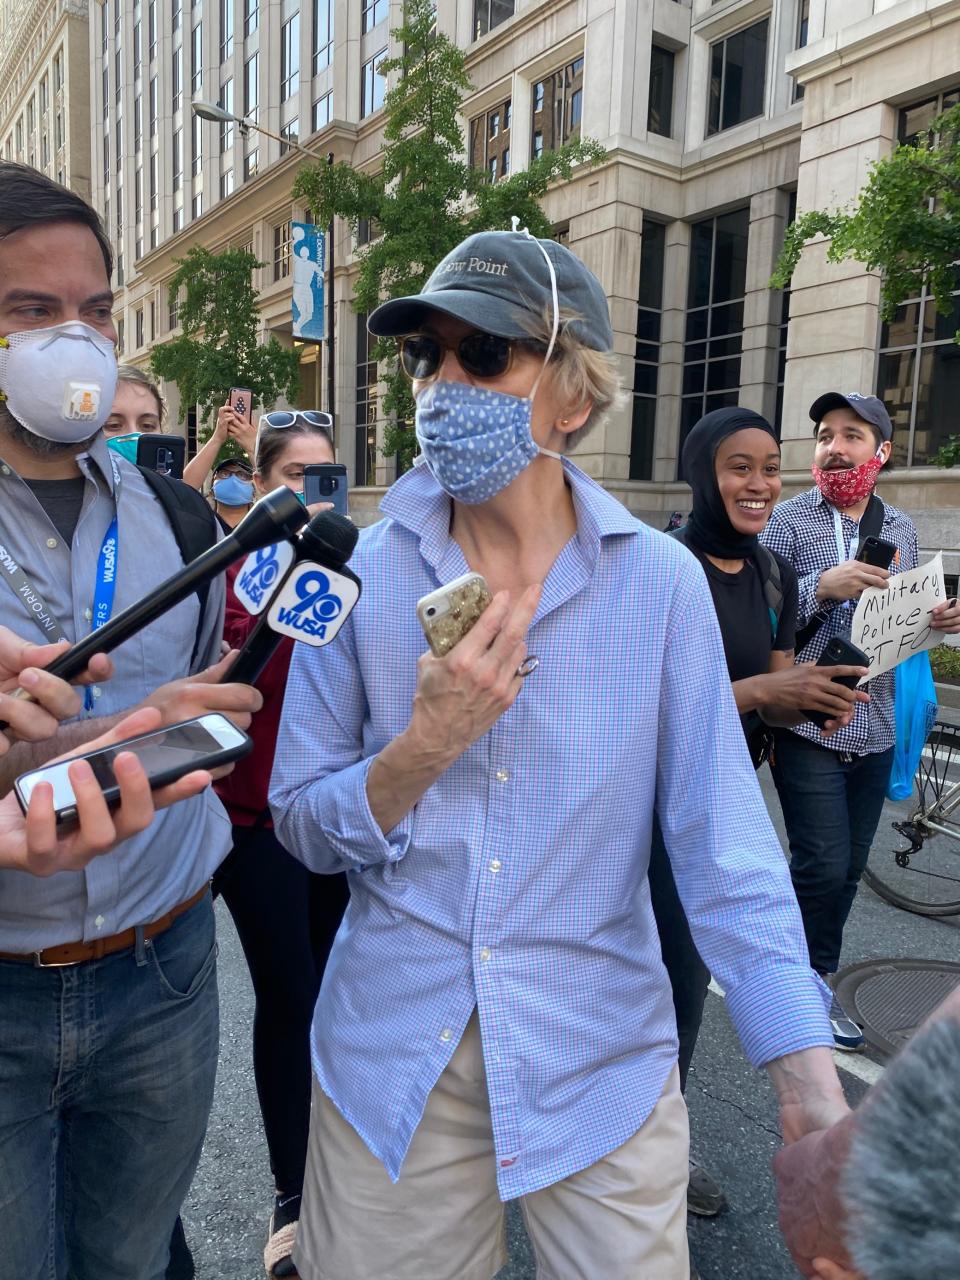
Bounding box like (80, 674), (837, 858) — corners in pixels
(812, 451), (884, 509)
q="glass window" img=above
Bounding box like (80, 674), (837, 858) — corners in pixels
(530, 57), (584, 156)
(172, 126), (183, 190)
(220, 78), (234, 150)
(149, 0), (157, 59)
(362, 0), (387, 32)
(280, 118), (299, 154)
(281, 14), (300, 102)
(243, 147), (258, 180)
(192, 192), (203, 219)
(244, 0), (258, 36)
(134, 95), (142, 150)
(136, 308), (144, 347)
(274, 220), (292, 280)
(172, 0), (181, 31)
(312, 90), (332, 133)
(244, 53), (259, 122)
(680, 207), (749, 472)
(355, 311), (378, 485)
(220, 0), (234, 62)
(172, 45), (182, 112)
(39, 75), (48, 115)
(54, 48), (64, 92)
(192, 22), (203, 94)
(134, 20), (142, 77)
(631, 220), (665, 480)
(150, 151), (158, 209)
(150, 76), (158, 135)
(360, 49), (387, 118)
(707, 19), (768, 136)
(473, 0), (514, 40)
(192, 111), (202, 174)
(469, 97), (511, 179)
(220, 168), (235, 198)
(648, 45), (674, 138)
(313, 0), (333, 71)
(794, 1), (809, 101)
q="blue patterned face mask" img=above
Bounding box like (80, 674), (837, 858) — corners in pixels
(414, 380), (562, 505)
(413, 219), (563, 505)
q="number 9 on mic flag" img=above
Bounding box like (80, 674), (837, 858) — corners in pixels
(234, 541), (297, 615)
(266, 560), (360, 646)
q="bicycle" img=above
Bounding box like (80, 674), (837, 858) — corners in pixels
(863, 720), (960, 917)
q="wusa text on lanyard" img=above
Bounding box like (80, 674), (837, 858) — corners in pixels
(85, 514), (119, 709)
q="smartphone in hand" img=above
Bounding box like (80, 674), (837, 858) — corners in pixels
(803, 636), (870, 729)
(856, 536), (897, 570)
(228, 387), (254, 424)
(417, 572), (492, 657)
(14, 714), (252, 826)
(136, 433), (186, 480)
(303, 463), (349, 516)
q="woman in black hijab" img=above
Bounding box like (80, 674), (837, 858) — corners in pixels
(651, 407), (867, 1222)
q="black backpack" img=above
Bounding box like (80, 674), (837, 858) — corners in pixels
(668, 524), (785, 643)
(137, 466), (219, 665)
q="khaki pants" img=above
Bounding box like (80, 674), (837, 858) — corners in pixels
(295, 1014), (690, 1280)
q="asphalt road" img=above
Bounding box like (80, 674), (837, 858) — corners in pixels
(181, 765), (960, 1279)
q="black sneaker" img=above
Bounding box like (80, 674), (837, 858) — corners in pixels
(687, 1160), (728, 1217)
(829, 993), (864, 1052)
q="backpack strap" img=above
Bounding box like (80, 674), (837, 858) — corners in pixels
(668, 525), (783, 642)
(137, 466), (219, 666)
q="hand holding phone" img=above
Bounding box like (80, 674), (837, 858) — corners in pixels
(802, 637), (871, 729)
(303, 463), (349, 517)
(417, 573), (493, 657)
(856, 536), (897, 570)
(136, 433), (186, 480)
(228, 387), (254, 424)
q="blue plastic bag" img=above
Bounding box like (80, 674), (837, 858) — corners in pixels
(887, 650), (938, 801)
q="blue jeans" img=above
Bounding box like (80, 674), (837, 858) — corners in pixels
(771, 733), (893, 974)
(0, 893), (219, 1280)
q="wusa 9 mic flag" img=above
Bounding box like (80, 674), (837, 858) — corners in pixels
(291, 221), (325, 342)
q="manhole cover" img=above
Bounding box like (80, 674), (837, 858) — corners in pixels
(833, 959), (960, 1058)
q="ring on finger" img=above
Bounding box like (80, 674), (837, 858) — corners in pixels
(516, 656), (540, 679)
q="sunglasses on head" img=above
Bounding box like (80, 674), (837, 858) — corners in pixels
(258, 410), (334, 431)
(398, 331), (546, 382)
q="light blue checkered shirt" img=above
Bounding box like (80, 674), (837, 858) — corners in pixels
(270, 460), (831, 1199)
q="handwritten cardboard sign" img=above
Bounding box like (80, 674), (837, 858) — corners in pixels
(852, 552), (946, 682)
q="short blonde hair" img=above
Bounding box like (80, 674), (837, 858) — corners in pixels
(522, 307), (625, 452)
(116, 363), (166, 426)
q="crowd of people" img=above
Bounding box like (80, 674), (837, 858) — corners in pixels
(1, 159), (959, 1280)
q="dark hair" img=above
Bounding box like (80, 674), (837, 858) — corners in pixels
(255, 419), (335, 478)
(0, 162), (113, 278)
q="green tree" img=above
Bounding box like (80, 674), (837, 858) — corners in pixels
(770, 103), (960, 465)
(294, 0), (605, 470)
(150, 245), (302, 452)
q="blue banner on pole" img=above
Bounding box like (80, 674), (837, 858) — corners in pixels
(292, 222), (326, 342)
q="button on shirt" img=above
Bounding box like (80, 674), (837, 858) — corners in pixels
(270, 460), (832, 1200)
(760, 488), (918, 755)
(0, 437), (229, 950)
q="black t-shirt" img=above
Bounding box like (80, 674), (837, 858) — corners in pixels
(23, 476), (86, 544)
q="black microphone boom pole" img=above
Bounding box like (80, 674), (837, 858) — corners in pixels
(224, 510), (360, 686)
(45, 487), (308, 685)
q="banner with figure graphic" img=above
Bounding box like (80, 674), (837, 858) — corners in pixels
(292, 222), (325, 342)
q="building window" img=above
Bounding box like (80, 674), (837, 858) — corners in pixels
(135, 165), (143, 222)
(244, 0), (258, 36)
(55, 110), (63, 151)
(648, 45), (674, 138)
(103, 131), (110, 185)
(355, 311), (378, 485)
(220, 78), (234, 150)
(172, 45), (182, 113)
(631, 220), (666, 481)
(54, 48), (64, 92)
(531, 57), (584, 156)
(312, 90), (332, 133)
(172, 0), (181, 31)
(134, 19), (142, 77)
(281, 14), (300, 102)
(793, 1), (809, 101)
(274, 221), (292, 280)
(244, 53), (259, 121)
(473, 0), (514, 40)
(39, 75), (48, 115)
(362, 0), (387, 32)
(280, 119), (299, 154)
(243, 148), (258, 180)
(220, 0), (234, 61)
(774, 191), (797, 435)
(149, 0), (157, 59)
(134, 95), (142, 150)
(192, 111), (202, 174)
(172, 127), (183, 190)
(192, 192), (203, 219)
(101, 0), (109, 51)
(470, 98), (511, 178)
(150, 151), (158, 210)
(173, 205), (183, 232)
(360, 49), (387, 118)
(220, 168), (235, 198)
(707, 19), (768, 136)
(149, 75), (158, 135)
(191, 22), (203, 94)
(117, 317), (125, 354)
(680, 207), (750, 472)
(313, 0), (332, 72)
(135, 308), (145, 347)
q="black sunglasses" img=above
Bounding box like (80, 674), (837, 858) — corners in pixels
(398, 331), (545, 382)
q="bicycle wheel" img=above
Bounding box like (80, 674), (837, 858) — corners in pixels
(863, 722), (960, 917)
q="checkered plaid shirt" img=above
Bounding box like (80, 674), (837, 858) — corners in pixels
(760, 487), (918, 755)
(271, 460), (831, 1199)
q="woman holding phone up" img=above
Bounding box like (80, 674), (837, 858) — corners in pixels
(649, 407), (869, 1219)
(212, 410), (349, 1278)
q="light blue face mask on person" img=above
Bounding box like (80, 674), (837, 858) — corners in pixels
(106, 432), (140, 464)
(213, 475), (254, 506)
(413, 225), (563, 506)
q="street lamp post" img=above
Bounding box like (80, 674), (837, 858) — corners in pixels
(191, 101), (336, 429)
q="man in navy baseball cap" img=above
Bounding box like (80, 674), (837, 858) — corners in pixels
(809, 392), (893, 444)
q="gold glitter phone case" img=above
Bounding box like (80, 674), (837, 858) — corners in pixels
(417, 572), (492, 657)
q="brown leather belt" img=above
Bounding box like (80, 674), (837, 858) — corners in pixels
(0, 885), (209, 968)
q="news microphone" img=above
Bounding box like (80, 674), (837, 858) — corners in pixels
(224, 510), (361, 685)
(45, 487), (309, 685)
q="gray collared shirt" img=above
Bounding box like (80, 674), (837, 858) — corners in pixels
(0, 434), (230, 951)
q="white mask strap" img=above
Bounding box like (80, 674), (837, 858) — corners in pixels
(510, 216), (560, 402)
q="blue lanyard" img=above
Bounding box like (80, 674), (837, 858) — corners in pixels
(84, 515), (119, 712)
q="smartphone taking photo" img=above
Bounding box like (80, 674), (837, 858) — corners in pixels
(228, 387), (254, 424)
(14, 714), (252, 826)
(303, 463), (349, 517)
(136, 433), (186, 480)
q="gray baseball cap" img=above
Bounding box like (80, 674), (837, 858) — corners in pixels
(367, 230), (614, 352)
(809, 392), (893, 441)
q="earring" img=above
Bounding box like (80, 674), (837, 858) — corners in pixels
(560, 418), (569, 425)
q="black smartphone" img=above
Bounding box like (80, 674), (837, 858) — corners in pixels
(803, 636), (871, 729)
(856, 536), (897, 570)
(13, 714), (252, 826)
(303, 463), (349, 517)
(136, 433), (186, 480)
